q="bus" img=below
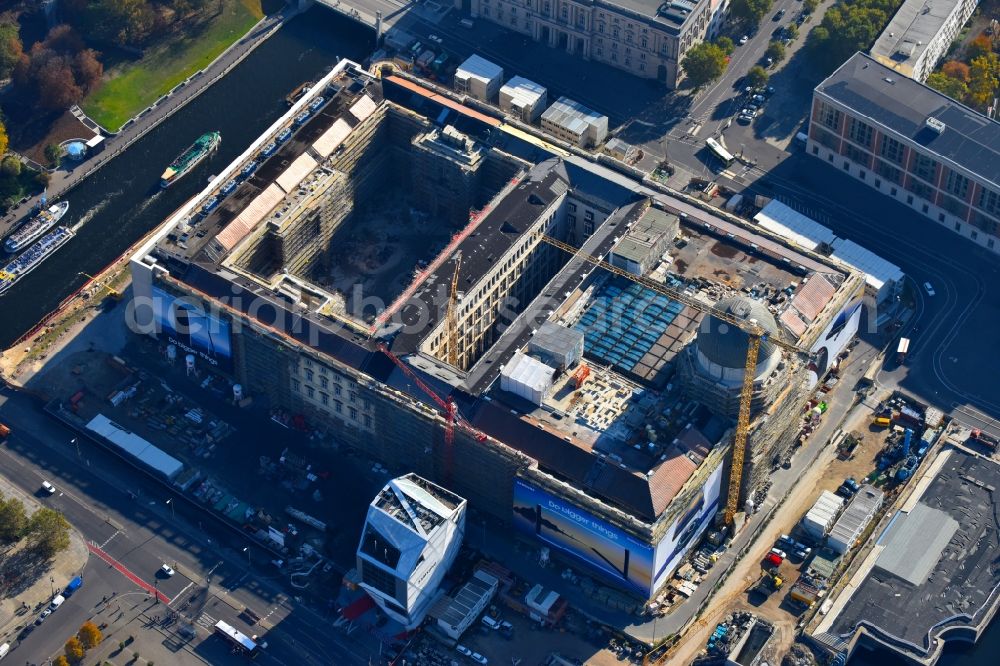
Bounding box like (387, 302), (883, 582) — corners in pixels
(214, 620), (261, 659)
(705, 137), (735, 166)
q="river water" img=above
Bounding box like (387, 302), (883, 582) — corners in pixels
(2, 8), (999, 665)
(0, 8), (373, 348)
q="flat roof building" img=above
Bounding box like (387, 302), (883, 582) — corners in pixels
(609, 207), (680, 275)
(455, 54), (504, 102)
(870, 0), (980, 82)
(809, 52), (1000, 255)
(814, 446), (1000, 664)
(541, 97), (609, 148)
(499, 76), (548, 123)
(826, 484), (883, 554)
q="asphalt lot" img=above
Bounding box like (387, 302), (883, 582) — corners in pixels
(0, 385), (379, 664)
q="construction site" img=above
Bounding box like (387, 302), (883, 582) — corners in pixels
(126, 58), (870, 604)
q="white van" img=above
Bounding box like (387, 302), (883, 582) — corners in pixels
(49, 595), (65, 611)
(481, 615), (501, 629)
(459, 18), (474, 28)
(0, 642), (9, 659)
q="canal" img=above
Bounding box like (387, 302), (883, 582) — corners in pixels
(0, 8), (373, 348)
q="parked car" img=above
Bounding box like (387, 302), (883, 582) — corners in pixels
(456, 645), (473, 657)
(739, 35), (749, 45)
(770, 547), (788, 559)
(923, 281), (936, 296)
(471, 653), (488, 665)
(774, 8), (786, 20)
(481, 615), (501, 630)
(428, 34), (443, 45)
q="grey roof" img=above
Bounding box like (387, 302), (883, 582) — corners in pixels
(530, 322), (584, 360)
(541, 97), (607, 136)
(816, 53), (1000, 188)
(871, 0), (964, 70)
(578, 0), (703, 31)
(456, 54), (503, 84)
(828, 484), (884, 550)
(612, 207), (679, 264)
(874, 502), (957, 586)
(828, 448), (1000, 652)
(695, 297), (779, 369)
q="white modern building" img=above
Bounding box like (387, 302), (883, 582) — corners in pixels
(541, 96), (609, 148)
(455, 54), (504, 102)
(870, 0), (980, 82)
(356, 473), (467, 629)
(500, 76), (548, 123)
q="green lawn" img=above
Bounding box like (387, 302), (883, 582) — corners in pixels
(82, 0), (264, 131)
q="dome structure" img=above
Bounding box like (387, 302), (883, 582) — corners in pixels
(694, 297), (781, 383)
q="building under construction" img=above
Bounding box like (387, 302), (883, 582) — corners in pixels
(130, 60), (866, 599)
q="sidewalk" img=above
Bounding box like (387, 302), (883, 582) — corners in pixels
(0, 5), (299, 240)
(0, 474), (90, 647)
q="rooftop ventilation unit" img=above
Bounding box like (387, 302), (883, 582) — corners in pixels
(925, 117), (946, 134)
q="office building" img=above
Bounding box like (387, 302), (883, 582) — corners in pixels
(809, 53), (1000, 254)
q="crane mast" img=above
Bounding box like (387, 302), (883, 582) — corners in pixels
(539, 234), (806, 525)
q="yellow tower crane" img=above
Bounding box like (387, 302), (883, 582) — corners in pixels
(540, 235), (807, 525)
(446, 251), (463, 367)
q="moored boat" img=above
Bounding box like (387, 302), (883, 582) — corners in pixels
(4, 200), (69, 254)
(0, 226), (75, 295)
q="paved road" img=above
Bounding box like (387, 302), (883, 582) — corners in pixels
(0, 7), (295, 241)
(742, 155), (1000, 436)
(0, 386), (376, 664)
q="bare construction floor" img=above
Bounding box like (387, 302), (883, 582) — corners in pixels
(673, 225), (804, 294)
(314, 191), (454, 322)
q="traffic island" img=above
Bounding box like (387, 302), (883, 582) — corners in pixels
(0, 473), (88, 644)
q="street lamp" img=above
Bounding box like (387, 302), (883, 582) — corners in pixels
(154, 579), (159, 605)
(166, 498), (174, 518)
(71, 437), (80, 458)
(49, 576), (54, 598)
(243, 547), (251, 567)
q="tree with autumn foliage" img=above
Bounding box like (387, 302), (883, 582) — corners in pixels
(13, 25), (102, 111)
(77, 621), (102, 649)
(968, 53), (1000, 109)
(64, 636), (85, 663)
(966, 35), (994, 62)
(940, 60), (971, 82)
